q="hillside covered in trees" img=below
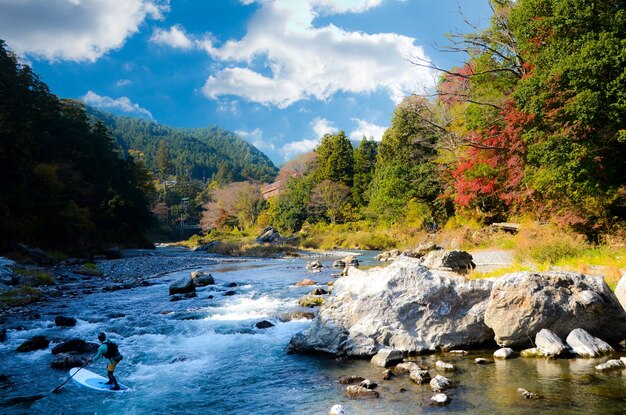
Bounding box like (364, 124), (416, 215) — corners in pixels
(201, 0), (626, 245)
(0, 41), (154, 254)
(92, 110), (278, 184)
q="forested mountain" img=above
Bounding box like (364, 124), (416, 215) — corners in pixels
(0, 41), (153, 253)
(90, 110), (278, 184)
(202, 0), (626, 241)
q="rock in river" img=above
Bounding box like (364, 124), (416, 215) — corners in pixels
(190, 271), (215, 286)
(17, 335), (49, 352)
(54, 316), (77, 327)
(535, 328), (568, 357)
(288, 258), (494, 356)
(370, 349), (403, 367)
(485, 271), (626, 347)
(169, 275), (196, 295)
(566, 328), (614, 357)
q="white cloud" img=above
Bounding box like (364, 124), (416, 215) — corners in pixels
(235, 128), (276, 152)
(311, 117), (338, 138)
(202, 0), (435, 108)
(241, 0), (382, 14)
(0, 0), (167, 62)
(349, 118), (387, 141)
(82, 91), (154, 120)
(150, 24), (193, 49)
(216, 99), (240, 115)
(116, 79), (132, 87)
(281, 139), (319, 160)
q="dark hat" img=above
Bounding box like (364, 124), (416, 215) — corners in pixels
(98, 332), (106, 341)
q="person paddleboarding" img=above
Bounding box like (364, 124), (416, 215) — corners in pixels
(88, 332), (124, 390)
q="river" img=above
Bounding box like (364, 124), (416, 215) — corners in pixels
(1, 249), (626, 414)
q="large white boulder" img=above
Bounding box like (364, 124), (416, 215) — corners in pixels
(288, 258), (494, 356)
(485, 272), (626, 347)
(566, 328), (614, 357)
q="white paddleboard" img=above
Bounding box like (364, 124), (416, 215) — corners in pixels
(69, 367), (129, 392)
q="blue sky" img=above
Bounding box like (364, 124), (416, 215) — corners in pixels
(0, 0), (492, 165)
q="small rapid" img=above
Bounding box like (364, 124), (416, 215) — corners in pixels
(2, 250), (626, 414)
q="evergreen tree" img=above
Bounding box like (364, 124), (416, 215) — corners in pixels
(352, 138), (378, 207)
(313, 131), (354, 186)
(156, 139), (173, 180)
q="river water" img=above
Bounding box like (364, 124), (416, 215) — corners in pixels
(2, 249), (626, 414)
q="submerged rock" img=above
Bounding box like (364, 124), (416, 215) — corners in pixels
(279, 311), (315, 322)
(17, 335), (49, 352)
(595, 359), (624, 372)
(518, 388), (540, 399)
(288, 258), (494, 356)
(295, 279), (317, 286)
(395, 362), (422, 374)
(345, 385), (380, 399)
(566, 328), (614, 357)
(337, 375), (365, 385)
(431, 393), (450, 405)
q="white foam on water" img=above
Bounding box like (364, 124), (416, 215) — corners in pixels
(205, 295), (288, 321)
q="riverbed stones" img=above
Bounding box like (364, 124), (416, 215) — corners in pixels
(485, 271), (626, 347)
(395, 362), (421, 373)
(309, 288), (328, 295)
(431, 393), (450, 405)
(421, 250), (475, 271)
(54, 316), (77, 327)
(332, 260), (346, 268)
(360, 379), (377, 389)
(475, 358), (489, 364)
(566, 328), (614, 357)
(169, 275), (195, 295)
(295, 279), (316, 286)
(518, 388), (539, 399)
(494, 347), (515, 359)
(345, 385), (380, 399)
(190, 271), (215, 286)
(288, 258), (494, 356)
(595, 359), (624, 372)
(338, 375), (365, 385)
(279, 311), (315, 321)
(535, 328), (568, 356)
(16, 335), (49, 352)
(0, 257), (15, 284)
(371, 349), (403, 367)
(376, 249), (399, 262)
(306, 260), (323, 270)
(430, 375), (451, 392)
(435, 360), (455, 371)
(520, 348), (547, 358)
(409, 369), (431, 385)
(298, 295), (324, 308)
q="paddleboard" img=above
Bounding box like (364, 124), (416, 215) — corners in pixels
(69, 367), (129, 392)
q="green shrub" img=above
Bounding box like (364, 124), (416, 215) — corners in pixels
(0, 286), (42, 307)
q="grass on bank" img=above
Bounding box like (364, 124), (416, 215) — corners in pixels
(0, 286), (42, 308)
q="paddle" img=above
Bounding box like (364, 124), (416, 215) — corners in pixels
(51, 360), (89, 393)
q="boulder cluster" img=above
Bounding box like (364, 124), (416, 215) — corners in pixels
(288, 257), (626, 356)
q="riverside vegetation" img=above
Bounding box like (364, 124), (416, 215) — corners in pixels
(2, 1), (626, 298)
